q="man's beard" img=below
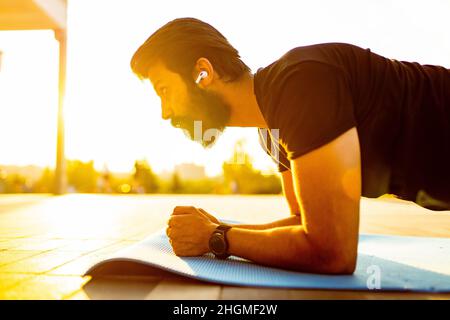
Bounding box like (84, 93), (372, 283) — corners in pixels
(170, 85), (231, 148)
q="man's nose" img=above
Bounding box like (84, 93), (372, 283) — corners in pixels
(161, 104), (173, 120)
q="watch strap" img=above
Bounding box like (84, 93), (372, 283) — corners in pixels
(211, 224), (232, 259)
(216, 224), (232, 233)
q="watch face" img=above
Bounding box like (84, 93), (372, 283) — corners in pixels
(209, 233), (226, 254)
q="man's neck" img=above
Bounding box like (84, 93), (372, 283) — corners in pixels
(220, 73), (268, 128)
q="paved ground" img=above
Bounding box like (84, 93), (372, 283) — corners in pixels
(0, 193), (449, 300)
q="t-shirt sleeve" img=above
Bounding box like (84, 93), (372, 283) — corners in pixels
(258, 128), (291, 172)
(273, 61), (356, 160)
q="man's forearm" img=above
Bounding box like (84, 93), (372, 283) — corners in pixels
(222, 215), (301, 230)
(225, 225), (346, 274)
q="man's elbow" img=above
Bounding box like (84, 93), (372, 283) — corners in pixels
(306, 242), (358, 275)
(288, 227), (358, 274)
(323, 254), (357, 275)
(289, 250), (356, 275)
(319, 246), (357, 275)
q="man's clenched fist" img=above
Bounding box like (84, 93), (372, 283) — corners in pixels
(166, 206), (219, 256)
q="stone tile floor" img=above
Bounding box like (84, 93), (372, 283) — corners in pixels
(0, 194), (449, 300)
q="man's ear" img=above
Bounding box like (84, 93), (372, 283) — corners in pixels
(193, 57), (214, 87)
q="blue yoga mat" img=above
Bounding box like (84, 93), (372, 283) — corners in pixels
(86, 221), (450, 292)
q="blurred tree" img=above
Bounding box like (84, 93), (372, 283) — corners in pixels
(0, 168), (6, 193)
(170, 171), (182, 193)
(133, 160), (159, 193)
(66, 160), (98, 193)
(222, 141), (281, 194)
(2, 174), (28, 193)
(33, 167), (54, 193)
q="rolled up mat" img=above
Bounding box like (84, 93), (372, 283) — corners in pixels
(85, 220), (450, 292)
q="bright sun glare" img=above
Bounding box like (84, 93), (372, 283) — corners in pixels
(0, 0), (449, 176)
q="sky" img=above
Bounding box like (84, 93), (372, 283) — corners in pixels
(0, 0), (449, 176)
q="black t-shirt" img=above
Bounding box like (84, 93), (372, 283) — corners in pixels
(254, 42), (450, 203)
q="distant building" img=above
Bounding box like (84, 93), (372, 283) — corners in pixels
(96, 164), (112, 193)
(174, 163), (206, 180)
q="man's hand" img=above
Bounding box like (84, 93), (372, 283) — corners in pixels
(166, 206), (219, 256)
(198, 208), (220, 224)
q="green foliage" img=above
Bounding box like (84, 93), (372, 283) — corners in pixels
(33, 167), (54, 193)
(133, 160), (159, 193)
(222, 142), (282, 194)
(1, 140), (282, 195)
(169, 171), (182, 193)
(222, 161), (281, 194)
(2, 174), (29, 193)
(66, 160), (98, 193)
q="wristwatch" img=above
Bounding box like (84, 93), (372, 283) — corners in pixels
(209, 224), (232, 259)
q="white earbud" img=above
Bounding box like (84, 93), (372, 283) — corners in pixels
(195, 71), (208, 84)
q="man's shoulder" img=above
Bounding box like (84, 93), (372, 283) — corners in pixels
(279, 42), (358, 65)
(256, 42), (359, 81)
(256, 42), (356, 89)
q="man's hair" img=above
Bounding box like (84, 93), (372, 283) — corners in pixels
(130, 17), (250, 83)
